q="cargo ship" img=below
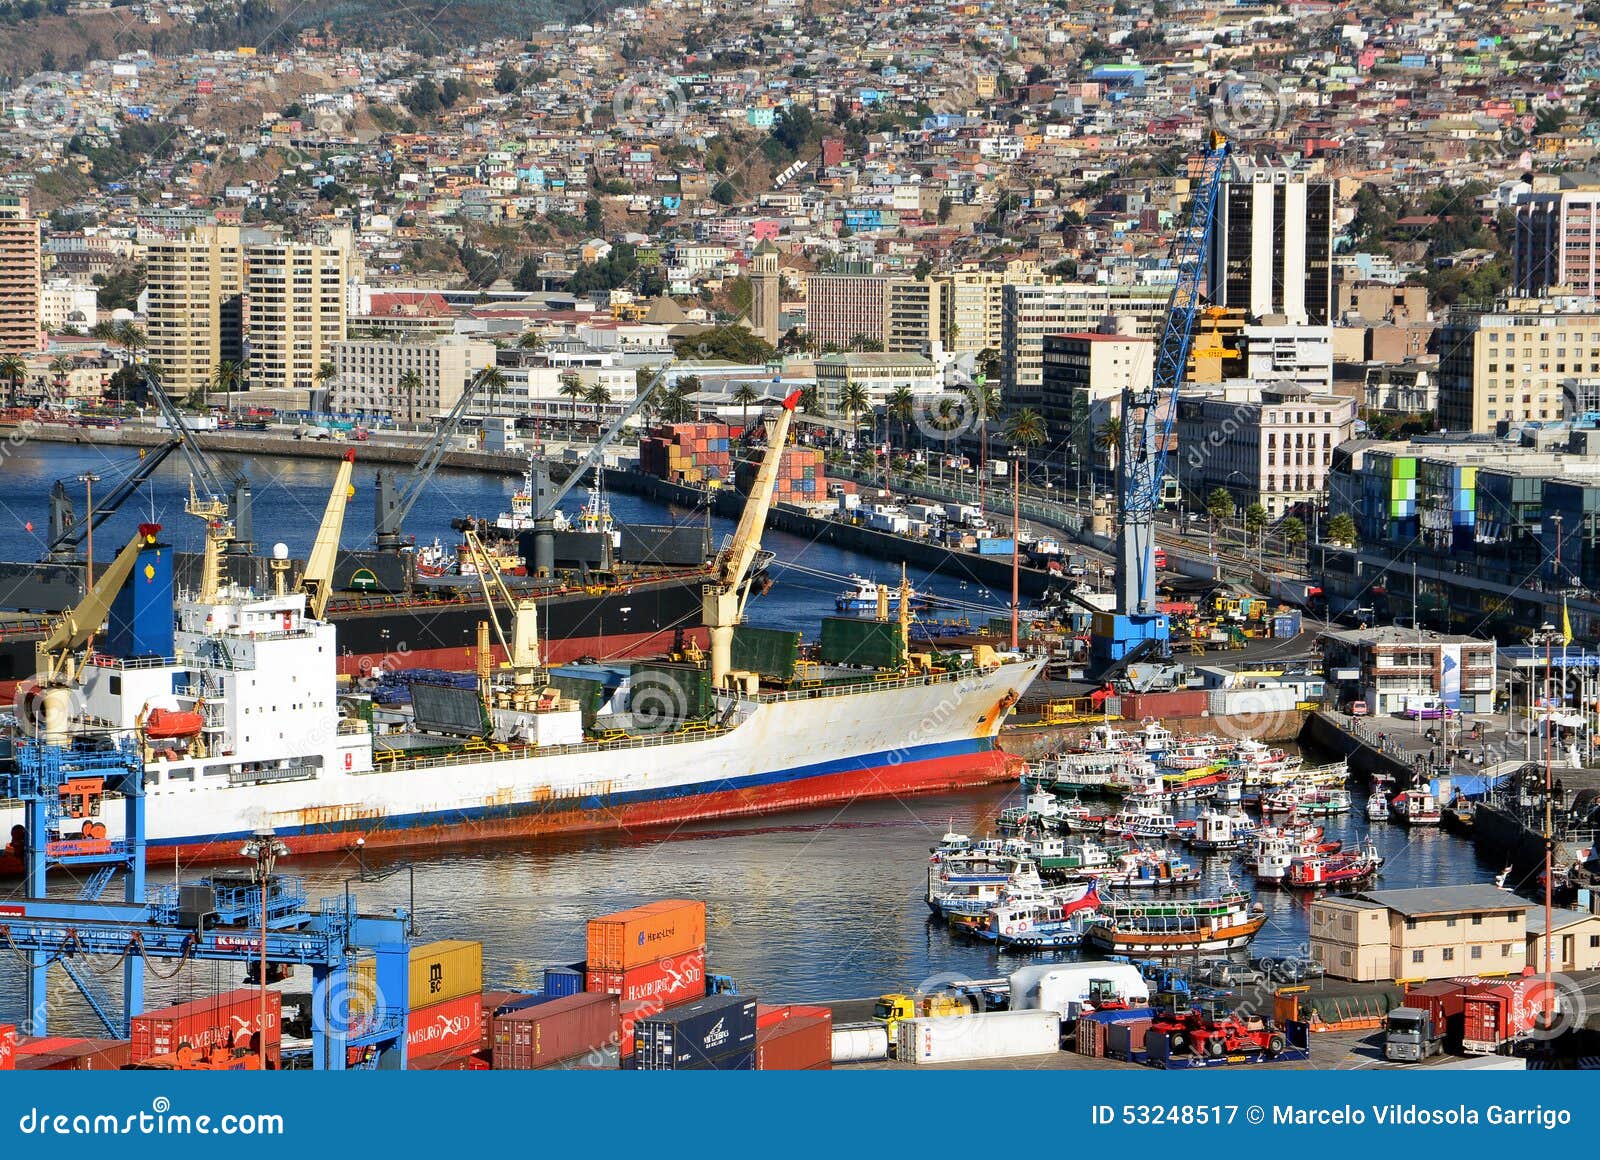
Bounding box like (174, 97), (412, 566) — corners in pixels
(2, 400), (1042, 867)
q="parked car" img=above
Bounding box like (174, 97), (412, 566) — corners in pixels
(1196, 961), (1266, 989)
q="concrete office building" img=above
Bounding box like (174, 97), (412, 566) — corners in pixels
(1209, 159), (1334, 326)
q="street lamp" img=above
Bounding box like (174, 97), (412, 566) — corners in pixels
(77, 472), (99, 589)
(240, 827), (289, 1070)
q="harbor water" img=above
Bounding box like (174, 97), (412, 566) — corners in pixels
(0, 443), (1507, 1029)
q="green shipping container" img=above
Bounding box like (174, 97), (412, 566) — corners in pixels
(629, 661), (713, 722)
(550, 674), (606, 729)
(731, 625), (802, 680)
(819, 617), (906, 669)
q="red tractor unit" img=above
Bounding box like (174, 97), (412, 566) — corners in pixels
(1150, 1010), (1288, 1058)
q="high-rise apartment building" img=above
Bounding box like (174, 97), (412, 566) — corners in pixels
(885, 278), (943, 354)
(805, 273), (889, 351)
(1208, 159), (1334, 326)
(144, 224), (245, 397)
(245, 241), (348, 393)
(0, 195), (42, 355)
(1513, 180), (1600, 299)
(1001, 283), (1169, 402)
(1039, 333), (1154, 469)
(1437, 301), (1600, 432)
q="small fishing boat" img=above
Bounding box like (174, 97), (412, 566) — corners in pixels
(1254, 833), (1342, 885)
(1031, 835), (1128, 876)
(997, 783), (1093, 833)
(927, 851), (1040, 915)
(1161, 734), (1235, 771)
(1283, 842), (1384, 890)
(1084, 890), (1267, 957)
(1091, 850), (1205, 890)
(1261, 785), (1351, 817)
(1365, 789), (1389, 821)
(1185, 807), (1255, 853)
(834, 574), (926, 613)
(989, 885), (1103, 949)
(1391, 788), (1442, 827)
(1098, 798), (1195, 842)
(1033, 750), (1156, 796)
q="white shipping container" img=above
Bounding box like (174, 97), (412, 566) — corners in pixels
(896, 1010), (1061, 1064)
(1216, 686), (1299, 717)
(1009, 963), (1151, 1019)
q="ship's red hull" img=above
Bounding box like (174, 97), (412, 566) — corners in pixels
(0, 748), (1022, 873)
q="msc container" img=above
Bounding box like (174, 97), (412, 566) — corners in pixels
(819, 616), (905, 668)
(406, 992), (482, 1058)
(586, 900), (706, 972)
(756, 1012), (833, 1070)
(731, 624), (802, 680)
(633, 993), (758, 1070)
(410, 939), (483, 1008)
(492, 992), (619, 1071)
(585, 947), (705, 1004)
(0, 1023), (13, 1070)
(831, 1022), (890, 1063)
(132, 988), (281, 1062)
(896, 1010), (1062, 1065)
(543, 966), (584, 999)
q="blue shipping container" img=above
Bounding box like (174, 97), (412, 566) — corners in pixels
(633, 994), (757, 1070)
(976, 537), (1016, 556)
(544, 966), (584, 998)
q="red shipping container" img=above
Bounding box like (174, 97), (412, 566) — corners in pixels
(132, 988), (281, 1062)
(492, 992), (618, 1071)
(0, 1024), (13, 1070)
(410, 1044), (491, 1071)
(617, 997), (665, 1059)
(1461, 980), (1550, 1052)
(586, 947), (705, 1004)
(406, 992), (482, 1057)
(756, 1012), (833, 1070)
(586, 899), (706, 971)
(15, 1038), (131, 1070)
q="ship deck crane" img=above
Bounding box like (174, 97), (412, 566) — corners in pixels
(461, 528), (541, 685)
(300, 449), (359, 619)
(374, 365), (499, 551)
(32, 523), (162, 687)
(1094, 129), (1230, 679)
(703, 390), (801, 689)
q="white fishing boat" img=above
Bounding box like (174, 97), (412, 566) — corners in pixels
(1185, 807), (1255, 852)
(1392, 788), (1442, 827)
(1366, 790), (1389, 821)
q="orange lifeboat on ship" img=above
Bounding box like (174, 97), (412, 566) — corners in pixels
(144, 708), (204, 739)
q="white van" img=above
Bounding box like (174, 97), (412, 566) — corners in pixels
(1008, 963), (1151, 1021)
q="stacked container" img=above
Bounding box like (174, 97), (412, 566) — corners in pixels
(14, 1037), (133, 1070)
(131, 989), (281, 1066)
(755, 1004), (833, 1070)
(735, 446), (826, 504)
(584, 899), (707, 1006)
(491, 992), (619, 1070)
(639, 423), (735, 485)
(633, 993), (758, 1070)
(403, 939), (482, 1064)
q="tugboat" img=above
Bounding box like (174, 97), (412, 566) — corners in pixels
(1283, 842), (1384, 890)
(1083, 890), (1267, 957)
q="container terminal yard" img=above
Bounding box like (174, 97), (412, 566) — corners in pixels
(5, 130), (1600, 1079)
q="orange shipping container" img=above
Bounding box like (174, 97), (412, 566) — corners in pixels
(586, 899), (707, 971)
(0, 1024), (13, 1070)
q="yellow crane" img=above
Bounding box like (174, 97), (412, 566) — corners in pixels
(460, 528), (543, 703)
(703, 390), (801, 689)
(299, 449), (358, 620)
(34, 523), (161, 688)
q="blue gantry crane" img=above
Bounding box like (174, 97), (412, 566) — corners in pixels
(1093, 130), (1230, 678)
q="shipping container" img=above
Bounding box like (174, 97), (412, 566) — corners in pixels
(671, 1046), (755, 1071)
(544, 966), (584, 999)
(831, 1022), (890, 1063)
(633, 993), (757, 1070)
(976, 537), (1017, 556)
(1119, 690), (1209, 720)
(1103, 1018), (1154, 1061)
(1402, 981), (1470, 1044)
(1461, 980), (1549, 1054)
(410, 940), (483, 1008)
(409, 1045), (490, 1071)
(628, 663), (713, 723)
(492, 992), (619, 1071)
(479, 990), (543, 1050)
(15, 1037), (132, 1071)
(618, 997), (666, 1059)
(131, 989), (281, 1063)
(896, 1010), (1062, 1064)
(819, 616), (905, 669)
(756, 1012), (833, 1070)
(586, 947), (705, 1004)
(541, 1042), (622, 1070)
(0, 1023), (13, 1070)
(586, 899), (707, 972)
(406, 992), (482, 1058)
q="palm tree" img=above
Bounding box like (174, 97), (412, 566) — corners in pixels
(316, 361), (338, 387)
(732, 381), (760, 435)
(49, 355), (73, 401)
(558, 371), (585, 435)
(1006, 407), (1046, 455)
(211, 359), (243, 412)
(659, 384), (694, 424)
(397, 369), (423, 425)
(886, 383), (915, 462)
(584, 380), (612, 427)
(1095, 415), (1123, 485)
(839, 381), (871, 452)
(797, 384), (820, 415)
(113, 322), (146, 358)
(517, 330), (544, 351)
(966, 381), (1001, 507)
(90, 320), (119, 343)
(0, 353), (24, 407)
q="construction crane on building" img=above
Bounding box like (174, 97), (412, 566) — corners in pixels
(1094, 129), (1230, 681)
(703, 390), (801, 690)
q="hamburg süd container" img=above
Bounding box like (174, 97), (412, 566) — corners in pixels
(896, 1010), (1062, 1065)
(14, 1037), (133, 1071)
(131, 988), (281, 1063)
(492, 992), (619, 1071)
(0, 1024), (13, 1070)
(632, 993), (757, 1070)
(585, 899), (706, 972)
(585, 947), (705, 1005)
(409, 939), (483, 1007)
(406, 992), (483, 1058)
